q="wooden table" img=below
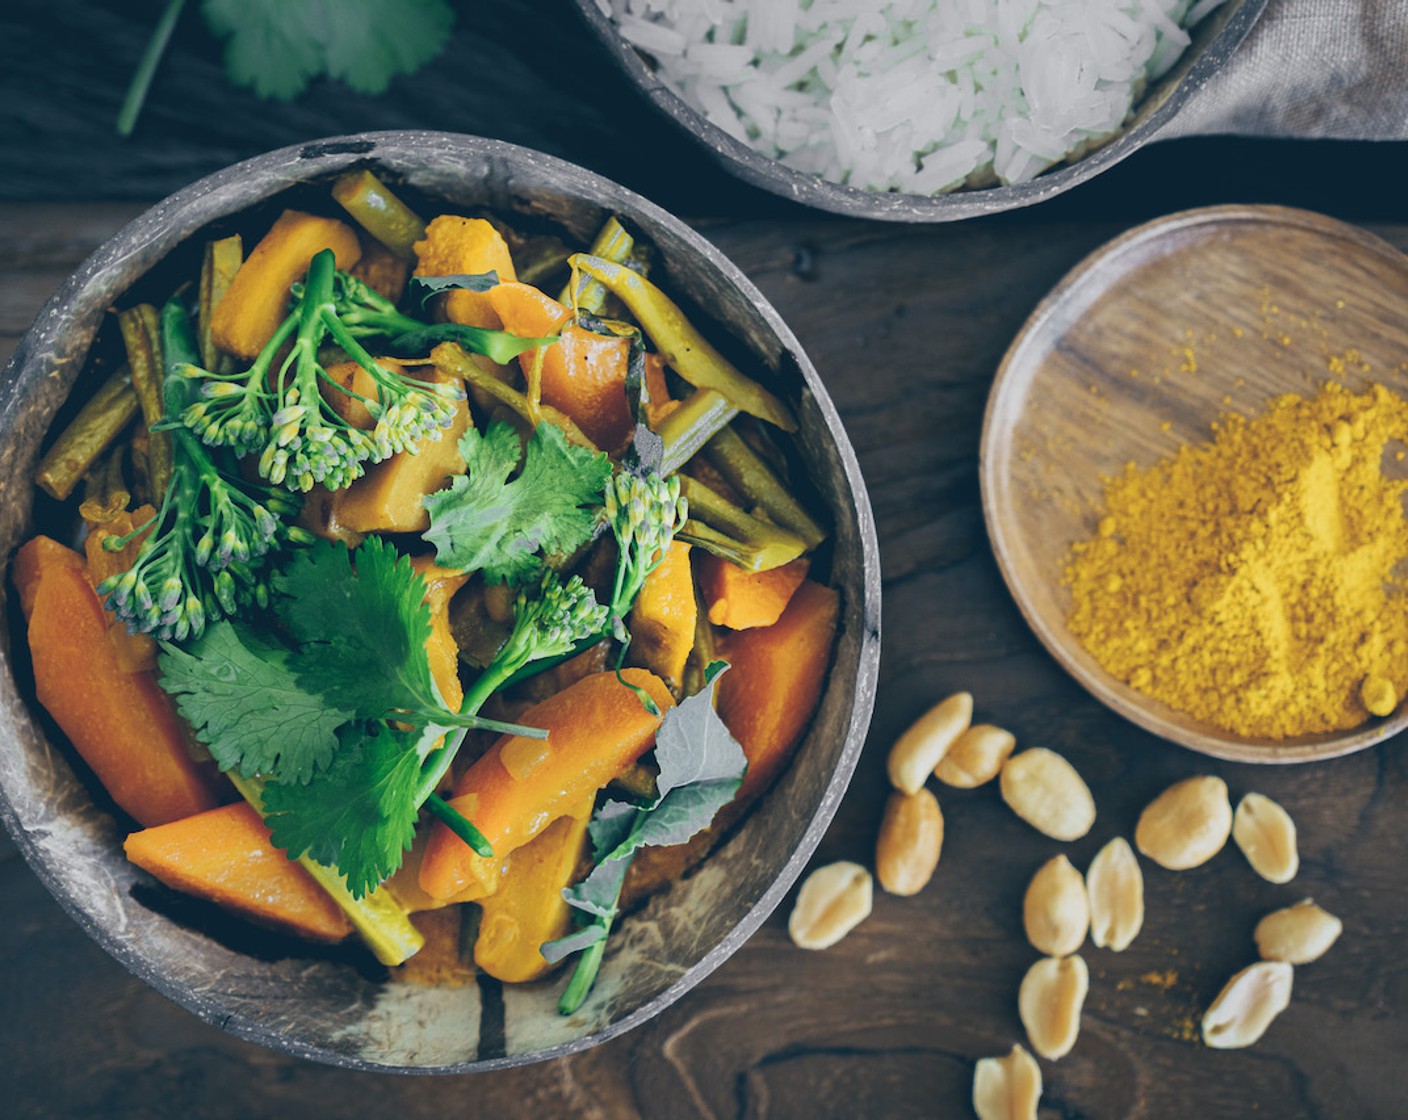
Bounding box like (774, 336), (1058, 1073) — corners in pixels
(5, 2), (1408, 1115)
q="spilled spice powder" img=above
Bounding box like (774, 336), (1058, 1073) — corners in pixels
(1065, 382), (1408, 738)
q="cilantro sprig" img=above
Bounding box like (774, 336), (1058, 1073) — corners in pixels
(119, 0), (456, 136)
(423, 421), (613, 585)
(543, 662), (747, 1015)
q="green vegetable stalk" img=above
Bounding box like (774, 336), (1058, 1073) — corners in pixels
(96, 298), (311, 640)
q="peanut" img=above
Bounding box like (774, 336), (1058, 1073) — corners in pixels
(1085, 837), (1144, 952)
(1135, 775), (1231, 870)
(1255, 899), (1342, 964)
(972, 1043), (1042, 1120)
(1232, 792), (1299, 884)
(999, 748), (1096, 841)
(1023, 855), (1089, 957)
(787, 861), (873, 950)
(1018, 954), (1088, 1060)
(875, 788), (944, 896)
(886, 691), (972, 795)
(935, 723), (1015, 788)
(1201, 961), (1293, 1049)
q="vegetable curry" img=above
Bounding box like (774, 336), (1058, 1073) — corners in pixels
(14, 171), (839, 1013)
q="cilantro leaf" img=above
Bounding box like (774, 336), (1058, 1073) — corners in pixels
(263, 721), (422, 899)
(273, 537), (441, 719)
(423, 421), (612, 584)
(201, 0), (454, 101)
(158, 621), (350, 785)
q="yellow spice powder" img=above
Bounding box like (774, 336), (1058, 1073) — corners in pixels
(1065, 382), (1408, 739)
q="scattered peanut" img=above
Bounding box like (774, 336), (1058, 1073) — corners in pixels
(1085, 837), (1144, 952)
(1018, 954), (1088, 1060)
(788, 861), (873, 950)
(999, 748), (1096, 841)
(972, 1043), (1042, 1120)
(1232, 793), (1299, 884)
(886, 691), (973, 795)
(875, 788), (944, 896)
(1023, 855), (1089, 957)
(1135, 775), (1232, 870)
(1201, 960), (1293, 1049)
(1255, 899), (1342, 964)
(936, 723), (1016, 788)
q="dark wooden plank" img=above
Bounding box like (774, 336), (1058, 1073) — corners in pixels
(3, 204), (1408, 1118)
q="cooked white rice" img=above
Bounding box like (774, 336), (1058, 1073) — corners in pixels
(598, 0), (1226, 194)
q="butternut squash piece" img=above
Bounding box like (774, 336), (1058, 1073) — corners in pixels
(124, 803), (352, 942)
(295, 484), (366, 548)
(350, 236), (411, 303)
(411, 555), (470, 713)
(474, 799), (594, 983)
(413, 215), (518, 328)
(699, 554), (810, 631)
(211, 210), (362, 360)
(14, 536), (224, 827)
(489, 284), (636, 452)
(83, 504), (159, 672)
(716, 580), (839, 801)
(383, 829), (492, 913)
(629, 541), (695, 692)
(419, 669), (673, 900)
(331, 364), (472, 534)
(643, 352), (677, 428)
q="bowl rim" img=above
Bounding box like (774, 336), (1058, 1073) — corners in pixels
(0, 129), (882, 1072)
(571, 0), (1269, 223)
(979, 202), (1408, 764)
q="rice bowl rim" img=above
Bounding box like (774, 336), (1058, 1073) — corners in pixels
(573, 0), (1269, 222)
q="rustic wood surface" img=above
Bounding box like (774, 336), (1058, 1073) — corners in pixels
(4, 201), (1408, 1119)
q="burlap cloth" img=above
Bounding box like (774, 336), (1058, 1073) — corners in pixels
(1162, 0), (1408, 139)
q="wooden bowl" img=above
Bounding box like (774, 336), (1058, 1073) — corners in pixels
(0, 132), (881, 1071)
(572, 0), (1267, 222)
(981, 204), (1408, 763)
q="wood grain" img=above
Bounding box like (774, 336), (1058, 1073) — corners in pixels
(4, 206), (1408, 1118)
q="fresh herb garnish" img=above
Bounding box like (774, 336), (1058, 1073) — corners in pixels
(157, 537), (564, 896)
(119, 0), (457, 135)
(544, 662), (747, 1014)
(407, 272), (500, 308)
(96, 296), (311, 641)
(422, 420), (613, 585)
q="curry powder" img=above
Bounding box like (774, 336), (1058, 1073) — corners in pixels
(1065, 382), (1408, 739)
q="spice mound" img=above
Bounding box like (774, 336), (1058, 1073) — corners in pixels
(1065, 382), (1408, 739)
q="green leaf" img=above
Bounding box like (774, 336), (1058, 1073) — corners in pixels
(263, 721), (422, 899)
(387, 323), (559, 366)
(158, 621), (350, 785)
(273, 538), (441, 719)
(408, 272), (500, 308)
(201, 0), (454, 101)
(423, 421), (612, 584)
(653, 664), (747, 799)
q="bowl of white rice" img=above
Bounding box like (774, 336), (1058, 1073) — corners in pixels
(578, 0), (1267, 220)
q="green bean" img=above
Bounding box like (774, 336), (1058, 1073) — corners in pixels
(117, 305), (173, 498)
(657, 388), (740, 475)
(569, 254), (797, 432)
(198, 234), (243, 370)
(704, 426), (825, 550)
(560, 217), (642, 316)
(331, 169), (427, 259)
(34, 366), (140, 501)
(677, 476), (807, 572)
